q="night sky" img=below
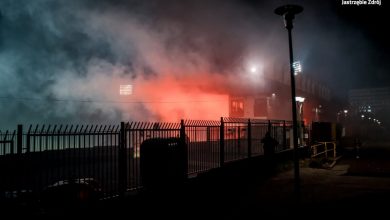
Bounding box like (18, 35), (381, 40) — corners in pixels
(0, 0), (388, 129)
(332, 1), (390, 88)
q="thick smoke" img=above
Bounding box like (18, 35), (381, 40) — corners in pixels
(0, 0), (277, 129)
(0, 0), (385, 129)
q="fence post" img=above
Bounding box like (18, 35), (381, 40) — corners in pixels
(9, 131), (14, 154)
(324, 142), (328, 158)
(247, 119), (252, 158)
(237, 125), (241, 155)
(180, 120), (188, 176)
(268, 120), (271, 133)
(119, 122), (127, 197)
(17, 124), (23, 154)
(26, 126), (31, 153)
(220, 117), (225, 167)
(283, 121), (287, 150)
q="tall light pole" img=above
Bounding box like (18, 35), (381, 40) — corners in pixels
(274, 4), (303, 202)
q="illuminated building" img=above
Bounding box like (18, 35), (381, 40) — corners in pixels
(229, 62), (337, 123)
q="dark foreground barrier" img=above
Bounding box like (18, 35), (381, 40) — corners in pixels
(140, 137), (187, 191)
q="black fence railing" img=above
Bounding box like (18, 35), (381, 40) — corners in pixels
(0, 130), (16, 155)
(0, 118), (309, 201)
(185, 120), (221, 175)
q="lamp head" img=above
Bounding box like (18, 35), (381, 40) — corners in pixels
(274, 5), (303, 29)
(274, 5), (303, 16)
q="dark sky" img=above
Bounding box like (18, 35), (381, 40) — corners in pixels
(244, 0), (390, 90)
(273, 0), (389, 92)
(0, 0), (389, 128)
(332, 1), (390, 88)
(325, 1), (389, 89)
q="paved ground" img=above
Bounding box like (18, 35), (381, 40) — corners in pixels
(240, 142), (390, 218)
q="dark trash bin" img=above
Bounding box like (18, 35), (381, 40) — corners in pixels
(140, 137), (187, 191)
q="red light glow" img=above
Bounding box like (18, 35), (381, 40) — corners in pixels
(124, 73), (229, 121)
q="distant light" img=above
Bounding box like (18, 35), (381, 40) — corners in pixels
(368, 109), (371, 112)
(250, 66), (258, 73)
(343, 110), (348, 114)
(361, 115), (365, 118)
(120, 84), (133, 95)
(295, 96), (305, 103)
(272, 93), (276, 97)
(293, 61), (302, 75)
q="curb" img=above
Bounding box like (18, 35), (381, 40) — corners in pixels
(325, 155), (343, 169)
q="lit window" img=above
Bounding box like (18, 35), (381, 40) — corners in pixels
(231, 99), (244, 117)
(120, 85), (133, 95)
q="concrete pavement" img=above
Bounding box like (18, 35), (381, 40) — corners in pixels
(235, 142), (390, 218)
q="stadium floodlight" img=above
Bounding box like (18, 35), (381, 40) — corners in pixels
(293, 61), (302, 75)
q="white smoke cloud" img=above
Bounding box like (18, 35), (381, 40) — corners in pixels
(0, 0), (383, 129)
(0, 0), (260, 129)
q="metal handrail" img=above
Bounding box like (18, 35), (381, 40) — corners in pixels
(311, 141), (336, 159)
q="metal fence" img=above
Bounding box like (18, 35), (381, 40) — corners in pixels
(1, 124), (123, 200)
(0, 130), (16, 155)
(0, 118), (308, 200)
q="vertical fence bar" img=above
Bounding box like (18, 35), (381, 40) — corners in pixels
(237, 125), (241, 159)
(283, 121), (287, 150)
(180, 120), (188, 176)
(219, 117), (225, 167)
(17, 125), (23, 154)
(10, 137), (14, 155)
(267, 120), (271, 133)
(247, 119), (252, 158)
(15, 125), (23, 196)
(26, 127), (31, 153)
(119, 122), (127, 197)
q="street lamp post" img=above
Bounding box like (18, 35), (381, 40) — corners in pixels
(274, 4), (303, 202)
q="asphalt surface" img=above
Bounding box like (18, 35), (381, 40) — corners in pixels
(244, 141), (390, 218)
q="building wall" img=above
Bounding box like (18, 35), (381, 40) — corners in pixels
(229, 96), (265, 119)
(228, 63), (338, 123)
(349, 87), (390, 113)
